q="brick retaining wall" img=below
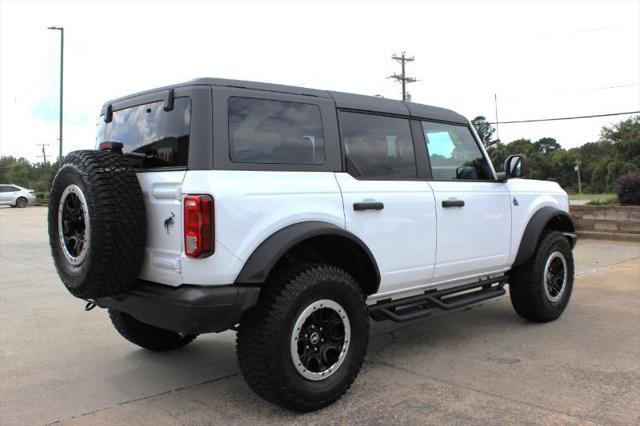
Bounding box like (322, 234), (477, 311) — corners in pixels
(570, 205), (640, 241)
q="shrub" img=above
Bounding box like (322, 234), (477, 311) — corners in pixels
(616, 172), (640, 205)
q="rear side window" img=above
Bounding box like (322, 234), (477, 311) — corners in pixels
(422, 121), (491, 180)
(97, 97), (191, 168)
(228, 97), (325, 165)
(339, 111), (416, 180)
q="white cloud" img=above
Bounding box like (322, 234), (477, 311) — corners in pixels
(1, 0), (639, 162)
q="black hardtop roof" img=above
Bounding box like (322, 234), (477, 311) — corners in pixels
(102, 78), (468, 125)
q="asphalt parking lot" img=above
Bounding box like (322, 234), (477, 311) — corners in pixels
(1, 206), (639, 425)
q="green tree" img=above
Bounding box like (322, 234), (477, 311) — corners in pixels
(534, 137), (561, 155)
(471, 116), (499, 150)
(480, 114), (640, 194)
(600, 115), (640, 161)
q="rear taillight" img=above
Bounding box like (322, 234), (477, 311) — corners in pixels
(183, 195), (214, 258)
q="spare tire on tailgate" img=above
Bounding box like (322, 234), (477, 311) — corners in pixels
(48, 150), (146, 299)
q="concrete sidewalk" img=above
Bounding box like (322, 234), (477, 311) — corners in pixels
(1, 207), (639, 425)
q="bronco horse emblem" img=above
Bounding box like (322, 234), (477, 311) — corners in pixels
(164, 212), (175, 233)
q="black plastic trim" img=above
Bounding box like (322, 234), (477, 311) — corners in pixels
(235, 221), (381, 289)
(370, 276), (507, 323)
(353, 202), (384, 211)
(96, 281), (260, 334)
(163, 89), (175, 111)
(513, 207), (576, 267)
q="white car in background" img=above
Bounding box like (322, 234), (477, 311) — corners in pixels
(0, 184), (36, 207)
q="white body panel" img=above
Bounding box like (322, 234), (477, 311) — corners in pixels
(136, 171), (186, 286)
(335, 173), (437, 294)
(428, 181), (512, 280)
(504, 178), (569, 265)
(138, 166), (570, 298)
(179, 170), (345, 286)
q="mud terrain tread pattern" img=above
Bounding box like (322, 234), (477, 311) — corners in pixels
(108, 309), (197, 351)
(236, 265), (369, 412)
(509, 230), (574, 322)
(48, 150), (146, 299)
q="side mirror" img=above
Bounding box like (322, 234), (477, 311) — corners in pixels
(504, 154), (527, 179)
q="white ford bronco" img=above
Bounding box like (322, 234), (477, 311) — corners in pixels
(48, 78), (576, 412)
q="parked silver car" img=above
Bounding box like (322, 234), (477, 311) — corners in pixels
(0, 184), (36, 207)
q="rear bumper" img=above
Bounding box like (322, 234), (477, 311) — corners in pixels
(96, 281), (260, 334)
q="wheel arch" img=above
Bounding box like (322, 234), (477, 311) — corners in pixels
(513, 207), (576, 267)
(234, 221), (381, 295)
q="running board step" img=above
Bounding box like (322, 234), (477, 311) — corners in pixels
(369, 276), (507, 323)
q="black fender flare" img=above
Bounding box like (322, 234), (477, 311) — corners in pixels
(513, 207), (576, 267)
(234, 221), (381, 288)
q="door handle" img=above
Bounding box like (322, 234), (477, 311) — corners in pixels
(353, 201), (384, 211)
(442, 199), (465, 208)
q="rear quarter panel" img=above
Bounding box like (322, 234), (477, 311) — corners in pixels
(505, 178), (569, 265)
(180, 170), (345, 285)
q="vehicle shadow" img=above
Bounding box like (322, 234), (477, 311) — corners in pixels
(103, 297), (531, 412)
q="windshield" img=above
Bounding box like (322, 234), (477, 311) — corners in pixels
(97, 97), (191, 168)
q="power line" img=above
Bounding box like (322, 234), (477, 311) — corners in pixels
(388, 51), (416, 101)
(489, 111), (640, 125)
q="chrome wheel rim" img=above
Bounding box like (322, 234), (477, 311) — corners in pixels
(290, 299), (351, 381)
(544, 251), (567, 303)
(58, 185), (90, 266)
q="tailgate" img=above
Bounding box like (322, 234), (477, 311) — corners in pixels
(136, 170), (186, 286)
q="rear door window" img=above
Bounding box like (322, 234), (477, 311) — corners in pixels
(97, 97), (191, 168)
(228, 97), (325, 165)
(339, 111), (417, 180)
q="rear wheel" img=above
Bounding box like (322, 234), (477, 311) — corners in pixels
(15, 197), (27, 208)
(509, 230), (574, 322)
(109, 309), (197, 351)
(236, 264), (369, 412)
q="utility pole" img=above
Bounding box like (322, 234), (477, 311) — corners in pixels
(575, 160), (582, 194)
(389, 51), (416, 101)
(37, 144), (50, 164)
(47, 26), (64, 163)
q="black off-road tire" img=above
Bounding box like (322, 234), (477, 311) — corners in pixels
(109, 309), (197, 351)
(236, 265), (369, 412)
(48, 150), (146, 299)
(509, 230), (574, 322)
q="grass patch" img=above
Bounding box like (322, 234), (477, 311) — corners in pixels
(569, 193), (617, 203)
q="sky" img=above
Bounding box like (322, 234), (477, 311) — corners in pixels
(0, 0), (639, 163)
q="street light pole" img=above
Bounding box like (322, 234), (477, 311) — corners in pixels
(47, 26), (64, 164)
(575, 160), (582, 194)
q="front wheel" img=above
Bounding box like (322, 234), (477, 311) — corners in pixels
(15, 197), (27, 208)
(509, 230), (575, 322)
(236, 265), (369, 412)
